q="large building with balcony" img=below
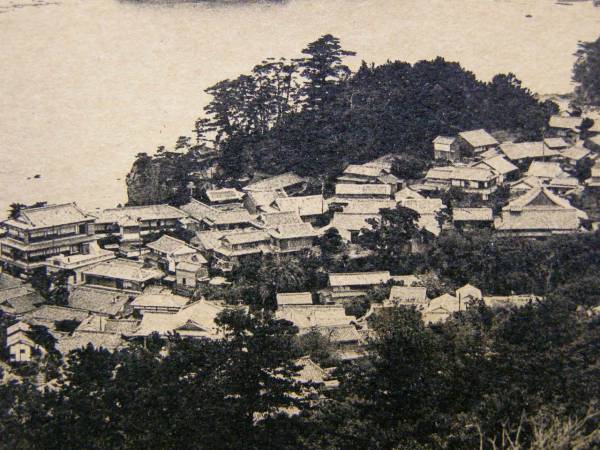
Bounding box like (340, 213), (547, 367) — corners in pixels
(0, 203), (96, 274)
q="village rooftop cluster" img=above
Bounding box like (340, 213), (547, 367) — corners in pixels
(2, 112), (600, 384)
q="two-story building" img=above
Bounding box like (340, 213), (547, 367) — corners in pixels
(424, 166), (498, 199)
(0, 203), (96, 275)
(432, 136), (460, 161)
(94, 205), (188, 257)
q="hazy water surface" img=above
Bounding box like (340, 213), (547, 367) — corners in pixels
(1, 0), (599, 217)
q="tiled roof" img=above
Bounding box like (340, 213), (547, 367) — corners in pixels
(221, 230), (271, 245)
(275, 195), (326, 217)
(56, 331), (124, 355)
(459, 129), (498, 148)
(341, 199), (396, 214)
(68, 286), (134, 316)
(496, 209), (581, 231)
(5, 203), (92, 229)
(329, 271), (390, 287)
(0, 285), (35, 303)
(329, 213), (380, 232)
(343, 164), (385, 178)
(132, 300), (228, 338)
(308, 324), (362, 343)
(389, 286), (428, 303)
(526, 161), (566, 179)
(243, 173), (306, 192)
(549, 115), (583, 131)
(205, 188), (244, 203)
(432, 135), (456, 145)
(395, 187), (424, 202)
(22, 305), (90, 325)
(275, 304), (353, 328)
(0, 292), (44, 316)
(76, 315), (139, 335)
(425, 166), (496, 182)
(400, 198), (444, 215)
(544, 137), (570, 149)
(499, 142), (560, 161)
(96, 204), (186, 224)
(82, 259), (164, 282)
(146, 234), (196, 255)
(548, 176), (579, 189)
(335, 184), (392, 196)
(509, 175), (543, 191)
(295, 357), (328, 383)
(269, 223), (318, 239)
(276, 292), (313, 306)
(476, 155), (518, 175)
(0, 273), (24, 290)
(258, 211), (303, 227)
(561, 146), (591, 161)
(180, 199), (218, 221)
(453, 207), (493, 222)
(497, 188), (584, 232)
(246, 191), (285, 209)
(130, 292), (189, 309)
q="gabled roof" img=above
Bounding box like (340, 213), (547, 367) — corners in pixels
(5, 203), (93, 229)
(329, 271), (391, 287)
(245, 190), (286, 209)
(395, 187), (425, 202)
(526, 161), (566, 179)
(205, 188), (244, 203)
(497, 188), (585, 232)
(509, 175), (543, 191)
(548, 176), (579, 189)
(243, 173), (306, 192)
(95, 204), (187, 224)
(146, 234), (197, 256)
(549, 115), (583, 131)
(335, 184), (392, 196)
(132, 300), (229, 338)
(475, 155), (518, 175)
(458, 129), (498, 148)
(83, 259), (164, 283)
(275, 195), (326, 217)
(499, 142), (560, 161)
(457, 283), (482, 300)
(503, 187), (576, 212)
(453, 207), (493, 222)
(276, 292), (313, 306)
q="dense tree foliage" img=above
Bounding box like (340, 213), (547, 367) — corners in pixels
(125, 35), (557, 204)
(573, 35), (600, 107)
